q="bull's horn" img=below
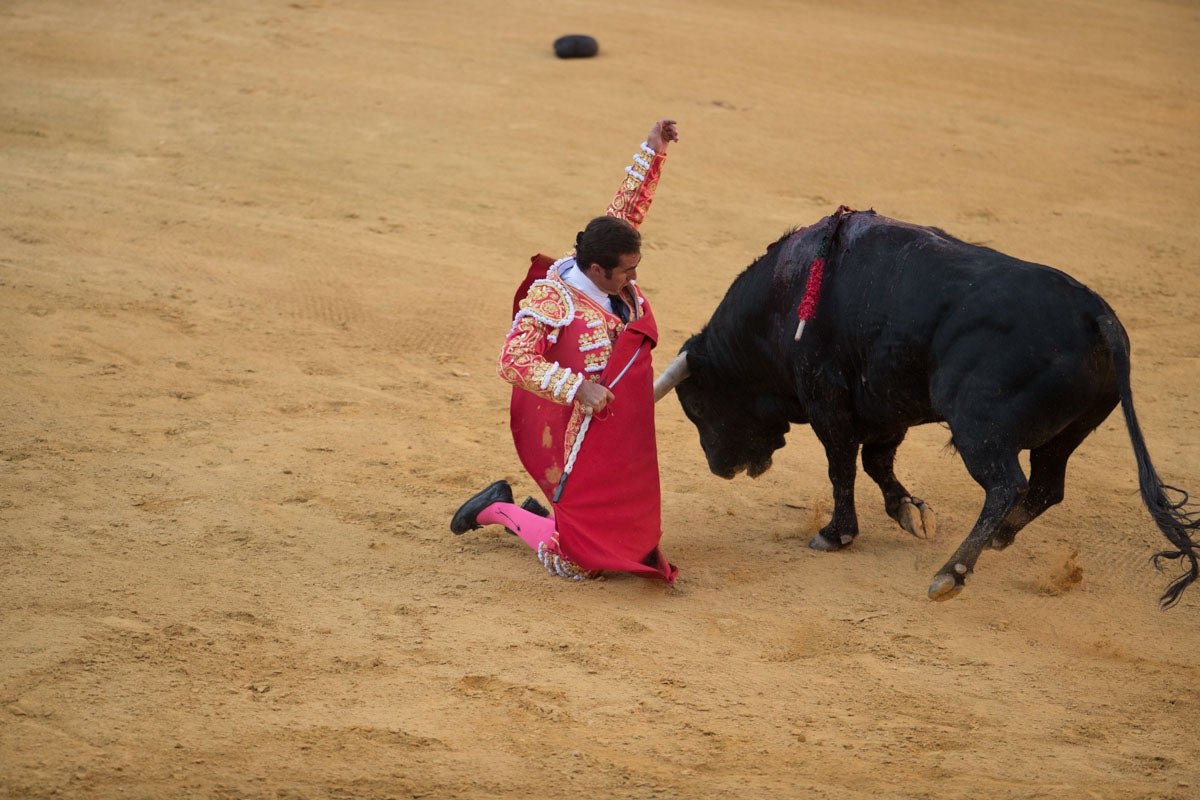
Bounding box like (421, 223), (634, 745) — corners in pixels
(653, 352), (690, 402)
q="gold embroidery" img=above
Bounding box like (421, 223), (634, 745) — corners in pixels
(520, 280), (571, 326)
(500, 275), (586, 405)
(577, 328), (607, 348)
(537, 541), (599, 581)
(606, 151), (666, 229)
(581, 352), (606, 373)
(562, 400), (587, 463)
(498, 316), (552, 394)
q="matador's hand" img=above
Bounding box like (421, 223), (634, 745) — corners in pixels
(647, 119), (679, 153)
(575, 381), (615, 415)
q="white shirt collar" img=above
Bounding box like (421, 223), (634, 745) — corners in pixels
(557, 257), (613, 309)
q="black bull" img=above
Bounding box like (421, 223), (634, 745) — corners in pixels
(656, 209), (1199, 607)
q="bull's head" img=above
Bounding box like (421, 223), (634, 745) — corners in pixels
(655, 333), (791, 480)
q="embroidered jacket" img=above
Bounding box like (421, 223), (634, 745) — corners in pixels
(498, 141), (665, 403)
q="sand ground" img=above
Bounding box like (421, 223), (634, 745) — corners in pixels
(2, 1), (1199, 798)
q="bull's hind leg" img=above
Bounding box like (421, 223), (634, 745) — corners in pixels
(988, 437), (1078, 550)
(989, 407), (1113, 550)
(928, 450), (1028, 601)
(862, 433), (935, 539)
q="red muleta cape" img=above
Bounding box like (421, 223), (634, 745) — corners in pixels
(509, 255), (677, 583)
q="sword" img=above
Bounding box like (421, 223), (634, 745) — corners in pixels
(551, 342), (645, 503)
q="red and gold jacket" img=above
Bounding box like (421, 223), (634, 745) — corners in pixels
(497, 141), (666, 410)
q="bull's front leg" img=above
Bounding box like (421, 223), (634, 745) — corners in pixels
(862, 435), (936, 540)
(808, 436), (861, 551)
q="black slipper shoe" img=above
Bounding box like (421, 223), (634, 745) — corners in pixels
(450, 480), (514, 535)
(520, 496), (551, 517)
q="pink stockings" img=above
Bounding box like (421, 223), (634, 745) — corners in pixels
(477, 503), (556, 550)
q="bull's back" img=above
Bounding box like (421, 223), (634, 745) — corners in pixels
(827, 217), (1118, 445)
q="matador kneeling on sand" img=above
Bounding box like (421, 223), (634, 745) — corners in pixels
(450, 118), (681, 584)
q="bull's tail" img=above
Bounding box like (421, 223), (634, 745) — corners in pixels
(1099, 315), (1199, 608)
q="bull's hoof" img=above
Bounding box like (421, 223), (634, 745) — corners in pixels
(898, 496), (936, 539)
(927, 571), (964, 601)
(808, 530), (853, 552)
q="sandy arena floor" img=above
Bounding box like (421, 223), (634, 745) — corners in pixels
(2, 1), (1199, 798)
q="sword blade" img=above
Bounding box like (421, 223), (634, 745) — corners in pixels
(552, 342), (645, 503)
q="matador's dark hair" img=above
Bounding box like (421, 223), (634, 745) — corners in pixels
(575, 215), (641, 275)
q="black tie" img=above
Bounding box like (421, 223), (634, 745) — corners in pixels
(608, 294), (629, 323)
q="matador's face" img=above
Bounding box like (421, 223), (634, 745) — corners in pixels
(586, 251), (640, 295)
